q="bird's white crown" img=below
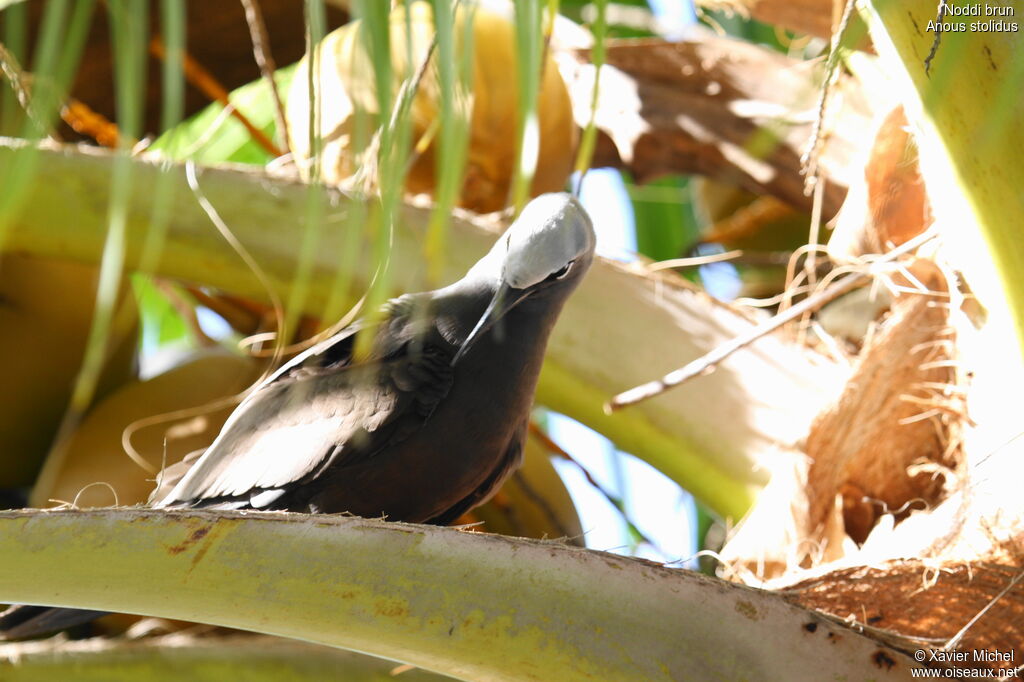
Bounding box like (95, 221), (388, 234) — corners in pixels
(498, 193), (596, 290)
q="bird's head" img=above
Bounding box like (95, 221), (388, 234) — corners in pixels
(453, 193), (596, 365)
(500, 192), (596, 290)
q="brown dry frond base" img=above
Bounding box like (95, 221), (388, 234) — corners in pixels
(785, 560), (1024, 672)
(805, 258), (965, 548)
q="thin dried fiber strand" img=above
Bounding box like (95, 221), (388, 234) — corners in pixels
(185, 161), (285, 383)
(607, 227), (940, 411)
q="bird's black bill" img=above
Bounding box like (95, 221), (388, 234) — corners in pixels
(452, 282), (528, 366)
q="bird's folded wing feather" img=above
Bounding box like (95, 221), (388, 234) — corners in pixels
(154, 301), (454, 507)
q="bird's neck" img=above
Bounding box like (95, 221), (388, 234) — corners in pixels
(428, 276), (496, 346)
(433, 276), (571, 364)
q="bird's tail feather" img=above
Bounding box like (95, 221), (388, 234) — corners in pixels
(0, 604), (108, 640)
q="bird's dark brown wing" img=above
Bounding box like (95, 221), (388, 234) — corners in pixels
(152, 298), (455, 510)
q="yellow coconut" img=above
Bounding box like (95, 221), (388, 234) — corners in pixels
(470, 431), (583, 543)
(0, 254), (138, 488)
(31, 351), (262, 509)
(287, 2), (576, 213)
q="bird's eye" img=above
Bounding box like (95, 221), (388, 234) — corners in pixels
(548, 260), (574, 281)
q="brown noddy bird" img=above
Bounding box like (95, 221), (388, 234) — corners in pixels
(0, 192), (595, 638)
